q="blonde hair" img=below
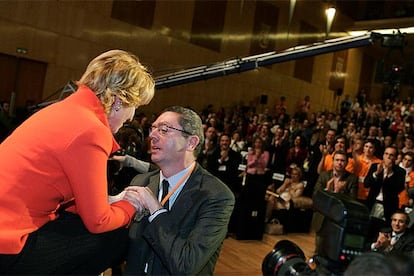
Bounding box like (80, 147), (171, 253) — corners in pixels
(77, 50), (155, 114)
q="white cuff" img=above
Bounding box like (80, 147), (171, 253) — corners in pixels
(148, 208), (168, 222)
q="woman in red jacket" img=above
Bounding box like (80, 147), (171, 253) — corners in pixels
(0, 50), (154, 274)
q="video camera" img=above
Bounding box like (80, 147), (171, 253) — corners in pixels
(263, 190), (375, 275)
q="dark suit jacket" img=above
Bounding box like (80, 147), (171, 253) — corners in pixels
(268, 140), (290, 174)
(206, 148), (241, 194)
(391, 230), (414, 254)
(364, 164), (405, 223)
(374, 230), (414, 254)
(125, 163), (235, 275)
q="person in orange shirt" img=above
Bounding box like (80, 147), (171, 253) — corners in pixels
(355, 139), (382, 203)
(317, 134), (357, 174)
(398, 152), (414, 208)
(0, 50), (154, 274)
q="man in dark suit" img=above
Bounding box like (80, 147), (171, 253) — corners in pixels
(207, 133), (241, 234)
(371, 210), (414, 254)
(207, 133), (242, 195)
(268, 127), (289, 173)
(364, 146), (405, 225)
(124, 106), (235, 275)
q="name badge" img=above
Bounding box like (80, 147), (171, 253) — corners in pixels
(219, 165), (227, 171)
(272, 173), (285, 181)
(238, 164), (246, 171)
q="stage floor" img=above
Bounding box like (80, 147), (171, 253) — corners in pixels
(215, 232), (316, 275)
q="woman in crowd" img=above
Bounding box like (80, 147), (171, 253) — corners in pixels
(0, 50), (155, 274)
(230, 130), (246, 153)
(285, 134), (308, 177)
(246, 136), (270, 177)
(265, 167), (305, 222)
(241, 137), (270, 223)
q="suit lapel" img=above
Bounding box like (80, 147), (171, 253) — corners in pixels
(147, 174), (160, 195)
(170, 165), (202, 215)
(391, 233), (405, 252)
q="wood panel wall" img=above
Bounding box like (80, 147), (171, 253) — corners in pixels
(0, 0), (403, 116)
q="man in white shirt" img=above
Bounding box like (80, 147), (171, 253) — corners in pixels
(364, 146), (405, 225)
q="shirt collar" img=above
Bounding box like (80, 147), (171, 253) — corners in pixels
(392, 231), (404, 238)
(160, 163), (194, 187)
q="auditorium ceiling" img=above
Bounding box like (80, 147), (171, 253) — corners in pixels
(332, 0), (414, 67)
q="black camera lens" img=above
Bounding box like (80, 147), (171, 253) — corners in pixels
(262, 240), (311, 276)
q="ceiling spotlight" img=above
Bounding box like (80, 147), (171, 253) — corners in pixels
(325, 7), (336, 38)
(325, 7), (336, 20)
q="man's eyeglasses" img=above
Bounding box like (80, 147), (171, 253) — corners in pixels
(150, 123), (192, 136)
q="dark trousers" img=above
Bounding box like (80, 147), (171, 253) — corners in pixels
(0, 212), (129, 275)
(234, 173), (268, 240)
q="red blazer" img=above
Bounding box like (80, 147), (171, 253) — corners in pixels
(0, 85), (135, 254)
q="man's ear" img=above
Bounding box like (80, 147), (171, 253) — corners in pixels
(187, 136), (200, 151)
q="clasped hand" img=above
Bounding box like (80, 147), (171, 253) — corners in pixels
(108, 187), (162, 215)
(124, 186), (162, 215)
(376, 160), (393, 176)
(108, 190), (144, 213)
(374, 232), (391, 249)
(325, 177), (346, 193)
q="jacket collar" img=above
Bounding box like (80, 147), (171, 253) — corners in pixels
(69, 85), (120, 152)
(147, 164), (203, 213)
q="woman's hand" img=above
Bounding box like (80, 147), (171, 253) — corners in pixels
(125, 186), (162, 215)
(108, 190), (145, 213)
(123, 190), (146, 213)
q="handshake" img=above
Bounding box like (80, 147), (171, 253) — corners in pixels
(108, 186), (162, 218)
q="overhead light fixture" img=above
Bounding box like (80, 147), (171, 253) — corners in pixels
(325, 7), (336, 38)
(288, 0), (297, 38)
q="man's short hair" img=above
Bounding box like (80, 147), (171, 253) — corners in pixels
(162, 106), (204, 157)
(333, 150), (348, 160)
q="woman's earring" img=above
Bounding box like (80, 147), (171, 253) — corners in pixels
(113, 101), (122, 112)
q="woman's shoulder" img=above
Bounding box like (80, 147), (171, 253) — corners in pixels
(292, 181), (305, 188)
